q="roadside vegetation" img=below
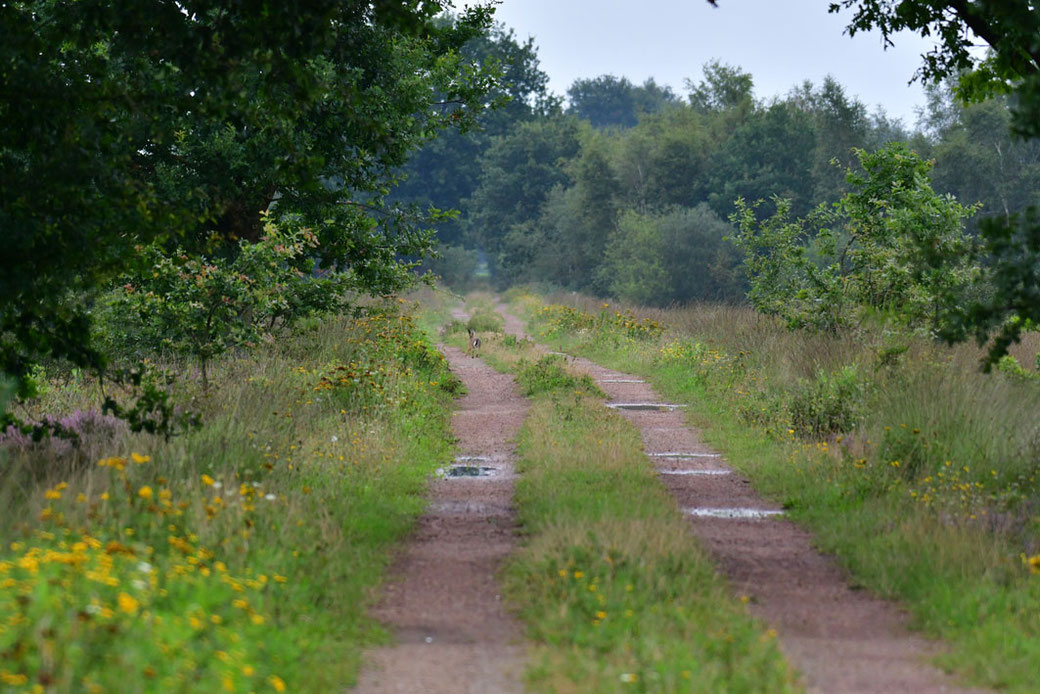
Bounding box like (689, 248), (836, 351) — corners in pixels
(440, 303), (798, 692)
(510, 292), (1040, 691)
(0, 305), (459, 692)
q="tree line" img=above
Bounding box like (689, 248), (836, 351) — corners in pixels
(396, 15), (1039, 365)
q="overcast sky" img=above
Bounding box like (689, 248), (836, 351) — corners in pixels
(484, 0), (941, 127)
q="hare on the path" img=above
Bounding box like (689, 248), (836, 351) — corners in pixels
(467, 328), (481, 357)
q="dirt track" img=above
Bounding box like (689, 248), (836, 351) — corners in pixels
(498, 305), (983, 694)
(355, 305), (985, 693)
(353, 315), (527, 693)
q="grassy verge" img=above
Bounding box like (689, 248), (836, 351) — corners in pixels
(515, 295), (1040, 692)
(0, 304), (460, 692)
(445, 318), (797, 692)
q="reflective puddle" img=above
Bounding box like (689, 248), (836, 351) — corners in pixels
(454, 455), (491, 463)
(428, 501), (507, 515)
(648, 452), (721, 459)
(447, 465), (495, 477)
(658, 469), (732, 476)
(438, 464), (496, 478)
(683, 507), (784, 519)
(599, 379), (646, 384)
(608, 403), (687, 411)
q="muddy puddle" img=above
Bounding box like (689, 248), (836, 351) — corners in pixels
(439, 465), (497, 478)
(608, 402), (687, 411)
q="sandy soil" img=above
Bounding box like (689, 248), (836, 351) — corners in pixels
(352, 316), (528, 693)
(497, 304), (984, 694)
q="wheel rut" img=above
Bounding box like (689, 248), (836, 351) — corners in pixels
(497, 304), (984, 694)
(353, 316), (527, 693)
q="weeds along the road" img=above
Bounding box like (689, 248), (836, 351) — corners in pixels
(511, 290), (1040, 692)
(442, 305), (797, 693)
(0, 304), (459, 692)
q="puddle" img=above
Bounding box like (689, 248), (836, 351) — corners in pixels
(648, 452), (721, 459)
(608, 402), (687, 411)
(683, 507), (784, 519)
(454, 455), (491, 463)
(599, 379), (646, 384)
(440, 465), (496, 478)
(658, 469), (731, 476)
(428, 501), (509, 515)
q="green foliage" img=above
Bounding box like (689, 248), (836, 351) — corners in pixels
(602, 205), (745, 306)
(831, 1), (1040, 138)
(687, 60), (755, 114)
(536, 304), (665, 343)
(939, 209), (1040, 367)
(995, 355), (1040, 382)
(422, 244), (481, 291)
(828, 4), (1040, 363)
(567, 75), (678, 128)
(104, 216), (339, 387)
(0, 306), (460, 691)
(506, 392), (796, 692)
(731, 142), (979, 333)
(101, 365), (201, 441)
(1, 0), (501, 407)
(466, 311), (505, 334)
(391, 19), (556, 248)
(465, 117), (583, 284)
(788, 366), (867, 438)
(456, 62), (927, 304)
(514, 355), (603, 397)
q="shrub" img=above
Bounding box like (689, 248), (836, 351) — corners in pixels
(467, 311), (504, 333)
(515, 355), (603, 398)
(788, 365), (866, 438)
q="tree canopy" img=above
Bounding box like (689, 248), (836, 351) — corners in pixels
(829, 0), (1040, 137)
(1, 1), (499, 398)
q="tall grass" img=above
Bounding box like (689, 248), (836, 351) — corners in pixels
(519, 292), (1040, 691)
(0, 306), (458, 692)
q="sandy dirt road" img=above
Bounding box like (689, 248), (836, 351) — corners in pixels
(497, 304), (983, 694)
(353, 314), (528, 694)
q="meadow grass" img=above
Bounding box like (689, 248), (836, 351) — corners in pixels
(0, 304), (458, 692)
(518, 293), (1040, 691)
(444, 313), (798, 692)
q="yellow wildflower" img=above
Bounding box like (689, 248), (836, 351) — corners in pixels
(1, 671), (29, 686)
(131, 452), (150, 464)
(117, 592), (139, 614)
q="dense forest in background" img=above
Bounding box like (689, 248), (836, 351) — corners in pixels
(395, 20), (1040, 308)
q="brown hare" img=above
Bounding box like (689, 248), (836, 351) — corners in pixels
(467, 328), (481, 357)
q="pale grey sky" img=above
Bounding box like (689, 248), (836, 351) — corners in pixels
(486, 0), (941, 127)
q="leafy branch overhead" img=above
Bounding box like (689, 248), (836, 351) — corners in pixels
(1, 1), (502, 402)
(827, 1), (1040, 137)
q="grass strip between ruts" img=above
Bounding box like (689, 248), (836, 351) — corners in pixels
(442, 310), (799, 693)
(518, 297), (1040, 693)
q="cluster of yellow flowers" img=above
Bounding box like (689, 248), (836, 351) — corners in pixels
(0, 453), (291, 692)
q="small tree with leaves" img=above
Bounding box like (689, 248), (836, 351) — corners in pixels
(731, 142), (979, 333)
(109, 215), (338, 388)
